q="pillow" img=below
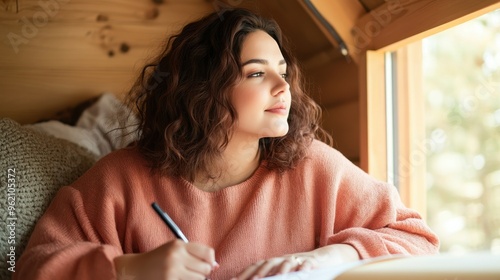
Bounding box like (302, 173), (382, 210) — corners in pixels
(26, 120), (103, 157)
(74, 93), (139, 156)
(0, 118), (97, 280)
(26, 93), (139, 159)
(37, 95), (101, 126)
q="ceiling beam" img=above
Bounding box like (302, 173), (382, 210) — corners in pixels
(299, 0), (366, 64)
(353, 0), (500, 52)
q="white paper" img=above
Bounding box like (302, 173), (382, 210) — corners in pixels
(262, 255), (406, 280)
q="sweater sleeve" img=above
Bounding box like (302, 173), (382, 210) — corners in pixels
(327, 183), (440, 258)
(13, 184), (123, 280)
(320, 147), (440, 259)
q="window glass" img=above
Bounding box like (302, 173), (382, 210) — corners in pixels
(423, 9), (500, 253)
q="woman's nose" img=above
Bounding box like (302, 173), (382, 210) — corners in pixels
(271, 74), (289, 96)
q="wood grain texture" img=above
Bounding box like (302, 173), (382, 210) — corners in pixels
(305, 56), (358, 108)
(308, 0), (366, 64)
(305, 55), (360, 162)
(353, 0), (500, 52)
(358, 50), (387, 181)
(322, 100), (359, 162)
(358, 0), (386, 11)
(1, 0), (17, 13)
(395, 42), (426, 217)
(0, 0), (212, 124)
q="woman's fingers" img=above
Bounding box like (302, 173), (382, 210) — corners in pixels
(178, 268), (208, 280)
(184, 254), (214, 276)
(232, 260), (265, 280)
(268, 257), (296, 276)
(234, 255), (313, 280)
(159, 240), (217, 279)
(297, 256), (316, 271)
(186, 242), (218, 267)
(180, 242), (217, 276)
(254, 259), (282, 278)
(117, 240), (217, 280)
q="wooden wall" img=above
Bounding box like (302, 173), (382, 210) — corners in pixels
(0, 0), (212, 124)
(304, 55), (359, 164)
(298, 0), (363, 164)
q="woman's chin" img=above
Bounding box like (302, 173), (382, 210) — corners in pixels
(267, 123), (289, 138)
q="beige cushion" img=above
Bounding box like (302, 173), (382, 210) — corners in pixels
(0, 118), (97, 280)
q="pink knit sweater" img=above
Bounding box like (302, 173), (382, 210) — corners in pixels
(14, 140), (439, 280)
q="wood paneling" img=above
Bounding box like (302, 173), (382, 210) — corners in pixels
(307, 0), (366, 64)
(1, 0), (17, 13)
(322, 100), (359, 161)
(357, 0), (385, 11)
(0, 0), (212, 124)
(353, 0), (500, 52)
(302, 53), (360, 162)
(305, 56), (358, 108)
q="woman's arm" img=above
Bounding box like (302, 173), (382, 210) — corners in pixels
(233, 244), (359, 280)
(326, 179), (440, 259)
(316, 144), (439, 258)
(13, 186), (123, 280)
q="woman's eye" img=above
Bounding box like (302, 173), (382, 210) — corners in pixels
(246, 72), (287, 79)
(248, 72), (264, 78)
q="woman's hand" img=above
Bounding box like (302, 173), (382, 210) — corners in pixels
(231, 254), (317, 280)
(231, 244), (360, 280)
(114, 239), (218, 280)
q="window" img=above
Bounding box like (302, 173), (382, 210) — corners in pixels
(313, 0), (500, 255)
(357, 2), (500, 253)
(422, 10), (500, 253)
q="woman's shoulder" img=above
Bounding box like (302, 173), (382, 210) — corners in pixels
(73, 145), (151, 188)
(305, 139), (348, 164)
(303, 139), (388, 187)
(93, 145), (148, 171)
(292, 139), (364, 179)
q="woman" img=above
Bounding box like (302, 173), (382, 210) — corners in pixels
(15, 8), (439, 280)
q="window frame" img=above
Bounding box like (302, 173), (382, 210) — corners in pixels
(356, 0), (500, 215)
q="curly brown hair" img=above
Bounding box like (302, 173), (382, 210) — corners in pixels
(127, 8), (331, 181)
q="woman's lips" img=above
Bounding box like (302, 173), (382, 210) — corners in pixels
(265, 107), (288, 115)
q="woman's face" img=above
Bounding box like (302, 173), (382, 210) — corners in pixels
(231, 30), (291, 140)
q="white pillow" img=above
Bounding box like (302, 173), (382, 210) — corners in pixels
(27, 93), (139, 158)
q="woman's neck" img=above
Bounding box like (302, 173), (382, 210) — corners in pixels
(193, 135), (261, 192)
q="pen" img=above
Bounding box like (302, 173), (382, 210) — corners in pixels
(152, 202), (189, 242)
(151, 202), (219, 277)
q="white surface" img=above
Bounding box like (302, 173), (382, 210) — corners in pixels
(262, 252), (500, 280)
(262, 255), (403, 280)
